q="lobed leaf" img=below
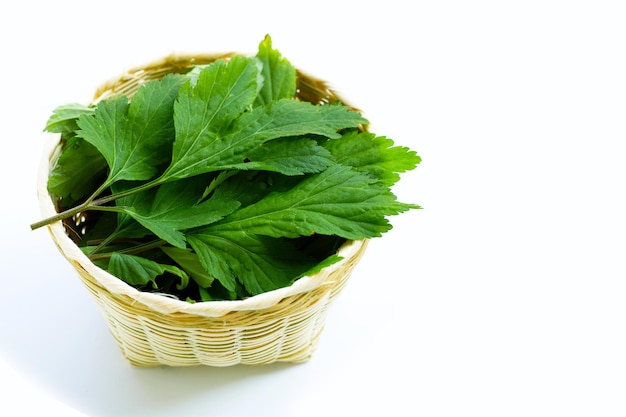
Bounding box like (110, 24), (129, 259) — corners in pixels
(254, 34), (297, 106)
(323, 131), (421, 185)
(110, 182), (153, 241)
(109, 252), (189, 289)
(47, 137), (107, 205)
(76, 95), (128, 181)
(163, 56), (261, 180)
(44, 103), (94, 135)
(204, 164), (420, 240)
(77, 74), (185, 188)
(244, 137), (335, 175)
(209, 170), (297, 209)
(187, 232), (318, 296)
(161, 247), (215, 288)
(165, 99), (366, 180)
(118, 178), (240, 248)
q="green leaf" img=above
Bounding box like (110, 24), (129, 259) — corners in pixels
(109, 182), (153, 241)
(226, 99), (367, 142)
(81, 246), (111, 270)
(77, 74), (185, 188)
(119, 178), (240, 248)
(202, 170), (239, 200)
(47, 137), (108, 204)
(206, 164), (420, 240)
(197, 281), (245, 301)
(244, 137), (335, 175)
(299, 254), (343, 278)
(76, 95), (127, 179)
(164, 99), (366, 180)
(163, 56), (261, 180)
(44, 103), (94, 135)
(210, 171), (295, 208)
(109, 252), (189, 289)
(161, 246), (215, 288)
(198, 286), (215, 302)
(194, 56), (264, 123)
(254, 34), (297, 106)
(187, 232), (318, 296)
(78, 213), (118, 247)
(323, 131), (421, 185)
(162, 264), (190, 290)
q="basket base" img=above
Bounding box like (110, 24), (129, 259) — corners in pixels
(101, 296), (333, 367)
(76, 254), (364, 367)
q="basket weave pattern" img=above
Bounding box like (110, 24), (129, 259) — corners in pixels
(39, 53), (368, 367)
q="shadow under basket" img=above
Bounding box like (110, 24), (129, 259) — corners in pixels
(37, 53), (369, 367)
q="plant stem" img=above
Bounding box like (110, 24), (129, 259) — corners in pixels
(91, 176), (165, 206)
(30, 176), (167, 231)
(29, 203), (89, 230)
(87, 180), (113, 205)
(89, 205), (125, 214)
(89, 239), (167, 261)
(87, 232), (119, 257)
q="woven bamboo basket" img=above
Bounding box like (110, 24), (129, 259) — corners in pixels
(37, 53), (369, 367)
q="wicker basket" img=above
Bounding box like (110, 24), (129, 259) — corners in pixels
(37, 53), (369, 367)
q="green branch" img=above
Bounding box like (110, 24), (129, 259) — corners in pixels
(30, 176), (166, 231)
(88, 239), (167, 261)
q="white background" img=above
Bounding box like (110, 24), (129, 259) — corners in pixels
(1, 1), (625, 416)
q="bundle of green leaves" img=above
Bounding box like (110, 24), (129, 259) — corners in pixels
(32, 35), (421, 302)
